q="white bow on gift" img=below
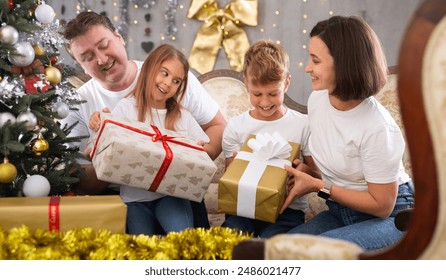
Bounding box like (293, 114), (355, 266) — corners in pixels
(235, 132), (292, 219)
(247, 132), (291, 161)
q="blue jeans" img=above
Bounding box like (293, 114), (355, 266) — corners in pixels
(191, 200), (210, 229)
(126, 196), (194, 235)
(222, 208), (305, 238)
(288, 181), (415, 251)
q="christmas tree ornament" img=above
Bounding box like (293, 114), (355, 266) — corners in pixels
(50, 56), (58, 65)
(34, 2), (56, 24)
(8, 41), (35, 67)
(0, 25), (19, 45)
(22, 175), (51, 197)
(24, 74), (51, 94)
(30, 133), (49, 156)
(45, 65), (61, 85)
(53, 101), (70, 119)
(0, 112), (16, 128)
(0, 157), (18, 184)
(17, 110), (37, 131)
(32, 44), (45, 56)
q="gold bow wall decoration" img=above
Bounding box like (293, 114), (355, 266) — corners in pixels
(187, 0), (258, 74)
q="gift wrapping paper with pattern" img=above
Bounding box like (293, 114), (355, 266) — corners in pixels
(91, 114), (217, 202)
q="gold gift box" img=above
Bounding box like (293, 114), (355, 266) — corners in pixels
(0, 196), (127, 233)
(218, 135), (300, 223)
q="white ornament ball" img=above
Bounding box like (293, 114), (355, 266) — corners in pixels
(0, 112), (16, 128)
(16, 111), (37, 131)
(23, 175), (51, 197)
(34, 4), (56, 24)
(8, 41), (35, 67)
(0, 25), (19, 45)
(53, 102), (70, 119)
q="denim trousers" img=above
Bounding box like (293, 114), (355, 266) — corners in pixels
(222, 208), (305, 238)
(287, 181), (415, 251)
(126, 196), (194, 235)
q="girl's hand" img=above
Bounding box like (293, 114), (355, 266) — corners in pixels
(197, 140), (207, 147)
(84, 146), (92, 161)
(89, 107), (110, 132)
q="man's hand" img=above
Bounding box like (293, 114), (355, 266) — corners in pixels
(89, 107), (110, 132)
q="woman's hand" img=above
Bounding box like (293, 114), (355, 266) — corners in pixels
(281, 164), (321, 213)
(89, 107), (110, 132)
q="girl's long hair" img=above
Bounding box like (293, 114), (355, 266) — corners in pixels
(128, 44), (189, 130)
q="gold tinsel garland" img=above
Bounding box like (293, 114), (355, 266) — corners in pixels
(0, 226), (252, 260)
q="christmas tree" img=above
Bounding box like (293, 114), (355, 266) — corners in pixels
(0, 0), (85, 197)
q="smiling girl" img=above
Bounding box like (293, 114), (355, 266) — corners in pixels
(112, 44), (210, 235)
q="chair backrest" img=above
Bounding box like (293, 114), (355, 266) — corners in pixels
(375, 67), (413, 178)
(198, 69), (251, 183)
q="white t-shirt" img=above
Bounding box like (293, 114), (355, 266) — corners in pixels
(222, 108), (310, 212)
(308, 89), (411, 191)
(112, 97), (210, 203)
(63, 60), (219, 158)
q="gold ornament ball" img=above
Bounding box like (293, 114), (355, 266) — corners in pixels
(0, 158), (18, 184)
(33, 44), (45, 56)
(45, 65), (62, 85)
(31, 136), (49, 156)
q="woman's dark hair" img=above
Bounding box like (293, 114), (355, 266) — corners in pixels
(310, 16), (388, 100)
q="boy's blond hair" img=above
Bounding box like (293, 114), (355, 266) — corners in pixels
(242, 39), (290, 85)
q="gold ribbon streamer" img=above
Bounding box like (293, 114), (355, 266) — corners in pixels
(187, 0), (258, 74)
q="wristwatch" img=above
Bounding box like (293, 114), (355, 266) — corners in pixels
(317, 181), (332, 200)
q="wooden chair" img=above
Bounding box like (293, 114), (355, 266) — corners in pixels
(234, 0), (446, 259)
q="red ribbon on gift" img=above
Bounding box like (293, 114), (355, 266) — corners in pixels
(48, 196), (61, 232)
(149, 125), (175, 191)
(91, 119), (205, 192)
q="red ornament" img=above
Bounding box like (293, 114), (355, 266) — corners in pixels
(24, 74), (51, 94)
(50, 56), (58, 65)
(8, 0), (13, 10)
